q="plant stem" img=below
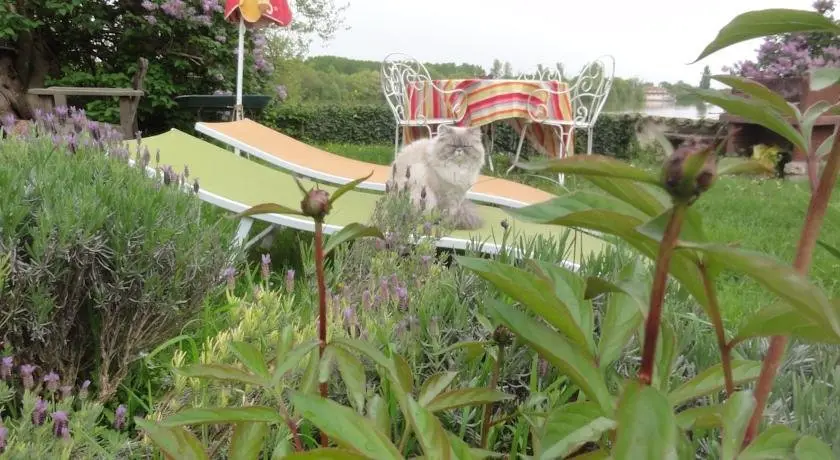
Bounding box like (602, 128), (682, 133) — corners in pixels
(639, 204), (687, 385)
(314, 219), (329, 448)
(481, 344), (505, 448)
(742, 136), (840, 447)
(398, 422), (411, 454)
(699, 263), (734, 395)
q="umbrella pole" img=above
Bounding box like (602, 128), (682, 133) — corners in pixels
(234, 15), (246, 156)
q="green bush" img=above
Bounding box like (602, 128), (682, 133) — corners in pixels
(0, 109), (237, 402)
(260, 103), (641, 158)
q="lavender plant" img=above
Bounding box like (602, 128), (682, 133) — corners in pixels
(0, 108), (237, 400)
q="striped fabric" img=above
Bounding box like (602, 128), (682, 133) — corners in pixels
(402, 79), (574, 158)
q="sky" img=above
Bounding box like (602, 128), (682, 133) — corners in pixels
(308, 0), (819, 87)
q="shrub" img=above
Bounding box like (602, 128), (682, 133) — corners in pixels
(0, 108), (238, 401)
(259, 103), (642, 158)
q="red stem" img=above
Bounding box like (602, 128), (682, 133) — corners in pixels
(742, 133), (840, 446)
(699, 263), (734, 396)
(314, 219), (329, 448)
(639, 205), (686, 385)
(480, 344), (505, 448)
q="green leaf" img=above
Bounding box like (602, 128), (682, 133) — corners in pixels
(613, 383), (679, 460)
(134, 417), (210, 460)
(717, 157), (776, 176)
(367, 395), (391, 438)
(324, 222), (384, 256)
(319, 346), (336, 383)
(685, 88), (807, 153)
(281, 448), (373, 459)
(818, 240), (840, 260)
(528, 259), (595, 353)
(290, 391), (403, 460)
(794, 434), (835, 460)
(233, 202), (304, 218)
(595, 267), (646, 371)
(636, 207), (707, 247)
(392, 352), (414, 395)
(816, 131), (837, 158)
(330, 170), (375, 205)
(176, 364), (267, 387)
(692, 8), (840, 62)
(538, 402), (616, 460)
(299, 349), (320, 395)
(272, 340), (320, 386)
(432, 341), (488, 362)
(721, 391), (756, 460)
(230, 341), (269, 379)
(507, 191), (650, 227)
(668, 360), (762, 406)
(229, 422), (269, 460)
(675, 405), (723, 431)
(331, 345), (368, 413)
(457, 256), (591, 354)
(584, 176), (668, 217)
(732, 301), (840, 346)
(332, 338), (408, 397)
(810, 67), (840, 92)
(712, 75), (798, 119)
(418, 371), (459, 407)
(159, 407), (282, 427)
(738, 425), (799, 460)
(652, 321), (678, 392)
(517, 154), (663, 185)
(679, 243), (840, 336)
(424, 388), (513, 413)
(485, 298), (613, 414)
(405, 396), (459, 459)
(799, 101), (838, 147)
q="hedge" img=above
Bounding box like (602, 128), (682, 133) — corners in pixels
(260, 103), (642, 158)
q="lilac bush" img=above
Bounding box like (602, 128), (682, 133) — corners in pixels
(725, 0), (840, 91)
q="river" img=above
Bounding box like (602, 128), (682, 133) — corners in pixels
(607, 103), (723, 120)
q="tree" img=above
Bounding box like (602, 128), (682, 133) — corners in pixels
(0, 0), (346, 134)
(699, 65), (711, 89)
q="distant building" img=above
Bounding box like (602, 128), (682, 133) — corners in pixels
(644, 86), (676, 105)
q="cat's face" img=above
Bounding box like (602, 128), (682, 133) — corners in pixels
(432, 125), (484, 163)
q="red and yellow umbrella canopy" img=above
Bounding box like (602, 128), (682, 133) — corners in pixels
(224, 0), (292, 26)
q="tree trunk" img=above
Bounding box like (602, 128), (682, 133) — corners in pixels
(0, 30), (54, 120)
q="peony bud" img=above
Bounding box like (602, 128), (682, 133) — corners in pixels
(300, 189), (331, 220)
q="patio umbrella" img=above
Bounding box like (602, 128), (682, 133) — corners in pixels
(224, 0), (292, 120)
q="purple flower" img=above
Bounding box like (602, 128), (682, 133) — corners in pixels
(420, 255), (433, 269)
(33, 398), (47, 425)
(195, 15), (213, 26)
(222, 266), (236, 290)
(379, 277), (390, 302)
(20, 364), (36, 390)
(0, 425), (6, 452)
(60, 385), (73, 399)
(145, 15), (158, 25)
(51, 411), (69, 438)
(114, 405), (127, 430)
(0, 356), (12, 380)
(362, 289), (372, 310)
(261, 253), (271, 281)
(396, 286), (408, 310)
(142, 0), (157, 10)
(55, 105), (69, 121)
(1, 113), (16, 131)
(422, 222), (432, 236)
(275, 84), (288, 101)
(285, 269), (295, 293)
(342, 307), (355, 327)
(43, 371), (60, 392)
(79, 380), (91, 399)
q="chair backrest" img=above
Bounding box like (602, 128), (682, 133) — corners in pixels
(129, 57), (149, 131)
(567, 55), (614, 128)
(380, 52), (436, 124)
(517, 64), (563, 82)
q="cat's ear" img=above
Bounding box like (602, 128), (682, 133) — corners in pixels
(437, 124), (452, 136)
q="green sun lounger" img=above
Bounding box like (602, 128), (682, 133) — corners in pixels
(135, 129), (607, 266)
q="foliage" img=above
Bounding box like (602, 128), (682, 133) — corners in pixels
(4, 0), (345, 134)
(751, 143), (783, 175)
(261, 103), (642, 158)
(0, 108), (237, 401)
(0, 358), (134, 458)
(723, 1), (840, 84)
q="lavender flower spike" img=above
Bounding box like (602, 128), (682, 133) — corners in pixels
(0, 425), (6, 453)
(33, 398), (48, 425)
(114, 405), (127, 430)
(19, 364), (36, 390)
(43, 371), (60, 392)
(79, 380), (91, 399)
(51, 411), (69, 439)
(261, 253), (271, 281)
(0, 357), (12, 380)
(285, 269), (295, 293)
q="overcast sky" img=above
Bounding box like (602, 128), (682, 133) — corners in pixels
(308, 0), (818, 86)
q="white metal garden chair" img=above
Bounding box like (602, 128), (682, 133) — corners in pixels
(509, 55), (615, 184)
(380, 52), (467, 158)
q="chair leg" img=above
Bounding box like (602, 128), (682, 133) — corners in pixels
(234, 217), (254, 247)
(507, 123), (529, 174)
(393, 125), (400, 159)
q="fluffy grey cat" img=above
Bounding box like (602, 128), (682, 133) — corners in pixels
(388, 124), (485, 230)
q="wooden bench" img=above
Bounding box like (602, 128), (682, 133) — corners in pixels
(27, 57), (148, 139)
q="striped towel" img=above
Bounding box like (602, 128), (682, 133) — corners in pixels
(402, 79), (574, 158)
